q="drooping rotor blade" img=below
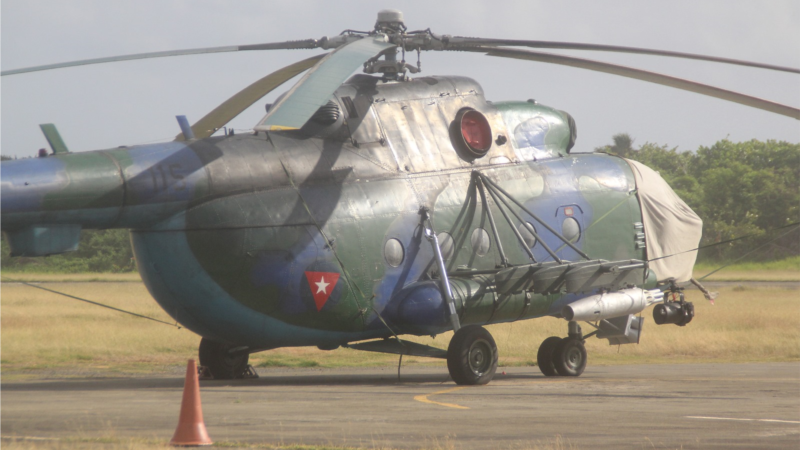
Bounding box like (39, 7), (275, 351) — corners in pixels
(475, 47), (800, 120)
(255, 36), (396, 131)
(175, 54), (326, 141)
(0, 40), (319, 76)
(446, 38), (800, 74)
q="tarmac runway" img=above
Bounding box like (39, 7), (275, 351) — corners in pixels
(2, 362), (799, 449)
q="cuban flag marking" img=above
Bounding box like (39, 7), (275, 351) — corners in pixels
(304, 271), (341, 311)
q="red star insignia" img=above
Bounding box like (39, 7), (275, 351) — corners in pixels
(304, 271), (341, 311)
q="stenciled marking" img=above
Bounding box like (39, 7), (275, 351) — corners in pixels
(686, 416), (800, 425)
(414, 386), (470, 410)
(145, 163), (186, 193)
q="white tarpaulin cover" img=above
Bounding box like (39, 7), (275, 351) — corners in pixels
(626, 159), (703, 282)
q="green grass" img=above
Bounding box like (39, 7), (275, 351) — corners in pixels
(693, 255), (800, 281)
(2, 276), (798, 381)
(0, 278), (791, 448)
(256, 356), (321, 368)
(0, 272), (143, 282)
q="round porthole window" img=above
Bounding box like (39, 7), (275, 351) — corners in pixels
(470, 228), (491, 257)
(562, 218), (581, 243)
(518, 222), (537, 248)
(384, 238), (404, 267)
(437, 232), (455, 260)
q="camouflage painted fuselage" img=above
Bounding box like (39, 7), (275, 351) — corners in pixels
(1, 75), (646, 350)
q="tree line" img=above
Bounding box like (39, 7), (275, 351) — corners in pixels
(1, 137), (798, 272)
(1, 229), (135, 273)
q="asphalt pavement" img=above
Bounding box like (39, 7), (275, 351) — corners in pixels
(2, 362), (799, 449)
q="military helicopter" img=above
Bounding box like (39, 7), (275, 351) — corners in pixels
(3, 10), (798, 384)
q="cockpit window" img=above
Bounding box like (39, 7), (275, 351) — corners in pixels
(512, 116), (559, 161)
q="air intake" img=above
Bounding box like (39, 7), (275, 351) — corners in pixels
(310, 100), (341, 126)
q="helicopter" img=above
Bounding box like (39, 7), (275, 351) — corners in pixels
(2, 10), (798, 384)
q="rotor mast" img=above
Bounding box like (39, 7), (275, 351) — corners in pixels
(363, 10), (421, 80)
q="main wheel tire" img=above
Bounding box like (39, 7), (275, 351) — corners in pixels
(447, 325), (498, 385)
(198, 338), (249, 380)
(536, 336), (562, 376)
(552, 337), (587, 377)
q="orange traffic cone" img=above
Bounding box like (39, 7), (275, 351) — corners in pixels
(170, 359), (213, 446)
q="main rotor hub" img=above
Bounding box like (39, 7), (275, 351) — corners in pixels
(366, 10), (419, 80)
(375, 9), (406, 34)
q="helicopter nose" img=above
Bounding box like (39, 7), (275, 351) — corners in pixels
(626, 158), (702, 283)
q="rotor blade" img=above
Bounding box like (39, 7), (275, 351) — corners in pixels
(0, 40), (319, 76)
(175, 54), (326, 141)
(473, 47), (800, 120)
(255, 37), (396, 131)
(446, 37), (800, 74)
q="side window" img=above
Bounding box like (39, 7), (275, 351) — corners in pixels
(555, 205), (585, 261)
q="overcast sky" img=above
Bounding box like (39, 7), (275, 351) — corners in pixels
(2, 1), (798, 159)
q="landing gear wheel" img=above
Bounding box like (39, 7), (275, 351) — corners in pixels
(537, 336), (562, 376)
(198, 338), (249, 380)
(447, 325), (498, 385)
(552, 337), (587, 377)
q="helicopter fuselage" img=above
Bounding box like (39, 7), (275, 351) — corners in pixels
(2, 74), (649, 351)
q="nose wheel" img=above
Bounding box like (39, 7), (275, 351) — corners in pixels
(536, 336), (562, 376)
(553, 337), (587, 376)
(537, 321), (588, 377)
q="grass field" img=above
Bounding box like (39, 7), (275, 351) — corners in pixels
(0, 272), (143, 282)
(1, 274), (798, 381)
(693, 256), (800, 281)
(0, 274), (795, 450)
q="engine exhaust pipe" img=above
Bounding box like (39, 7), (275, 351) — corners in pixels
(562, 288), (663, 322)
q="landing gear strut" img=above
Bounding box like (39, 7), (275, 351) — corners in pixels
(447, 325), (498, 385)
(198, 338), (250, 380)
(537, 321), (587, 377)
